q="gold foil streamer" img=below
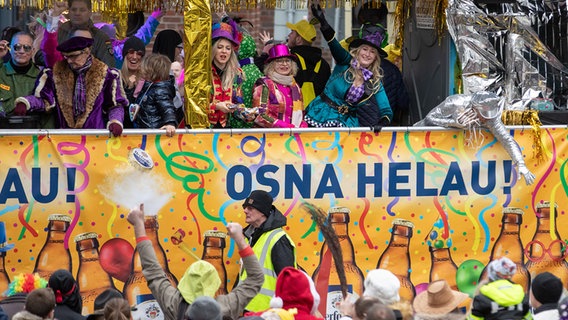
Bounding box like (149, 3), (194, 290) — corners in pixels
(434, 0), (447, 44)
(393, 0), (411, 50)
(0, 0), (183, 12)
(501, 109), (545, 164)
(184, 0), (211, 128)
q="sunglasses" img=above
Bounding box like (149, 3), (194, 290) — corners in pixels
(127, 48), (145, 57)
(62, 50), (86, 60)
(12, 44), (32, 52)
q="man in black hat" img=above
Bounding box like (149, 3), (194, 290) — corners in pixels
(14, 29), (127, 136)
(238, 190), (296, 312)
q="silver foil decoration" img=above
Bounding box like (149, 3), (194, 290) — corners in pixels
(445, 0), (568, 110)
(415, 91), (536, 185)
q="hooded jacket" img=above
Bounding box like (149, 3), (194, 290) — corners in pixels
(138, 238), (263, 320)
(12, 311), (44, 320)
(243, 207), (295, 275)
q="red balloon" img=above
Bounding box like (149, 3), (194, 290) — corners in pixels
(99, 238), (134, 282)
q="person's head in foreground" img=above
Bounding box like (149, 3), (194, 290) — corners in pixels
(412, 280), (469, 320)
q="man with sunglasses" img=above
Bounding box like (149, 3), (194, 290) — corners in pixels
(0, 32), (56, 128)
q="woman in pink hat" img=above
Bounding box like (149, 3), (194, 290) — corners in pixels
(239, 43), (306, 128)
(208, 19), (245, 128)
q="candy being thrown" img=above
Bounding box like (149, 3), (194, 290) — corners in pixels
(128, 148), (154, 171)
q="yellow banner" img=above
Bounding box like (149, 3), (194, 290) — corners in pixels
(1, 128), (567, 314)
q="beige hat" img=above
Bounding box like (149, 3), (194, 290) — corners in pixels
(413, 280), (468, 315)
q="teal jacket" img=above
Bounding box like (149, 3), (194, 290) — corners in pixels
(304, 37), (391, 127)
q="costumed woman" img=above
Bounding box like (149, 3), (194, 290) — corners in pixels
(208, 19), (245, 128)
(238, 44), (305, 128)
(304, 4), (392, 128)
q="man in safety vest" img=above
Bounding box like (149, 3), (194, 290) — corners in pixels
(239, 190), (296, 312)
(468, 257), (530, 320)
(286, 19), (331, 106)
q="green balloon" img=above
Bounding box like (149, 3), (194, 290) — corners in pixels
(456, 259), (484, 297)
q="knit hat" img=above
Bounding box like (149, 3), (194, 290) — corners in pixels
(265, 44), (297, 64)
(531, 272), (563, 304)
(0, 221), (14, 252)
(48, 269), (83, 313)
(559, 296), (568, 320)
(187, 296), (222, 320)
(212, 21), (241, 47)
(177, 260), (221, 304)
(363, 269), (401, 304)
(270, 267), (321, 317)
(122, 36), (146, 58)
(286, 19), (316, 42)
(86, 289), (124, 320)
(56, 36), (94, 53)
(242, 190), (274, 217)
(349, 23), (388, 56)
(487, 257), (517, 281)
(413, 280), (469, 315)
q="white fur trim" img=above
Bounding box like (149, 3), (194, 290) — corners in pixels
(302, 270), (320, 315)
(270, 296), (283, 309)
(13, 97), (31, 111)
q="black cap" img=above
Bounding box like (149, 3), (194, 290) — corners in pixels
(531, 272), (563, 304)
(122, 36), (145, 58)
(242, 190), (273, 217)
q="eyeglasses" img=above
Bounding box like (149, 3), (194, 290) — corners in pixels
(12, 44), (32, 52)
(127, 48), (145, 57)
(62, 50), (86, 60)
(275, 58), (292, 65)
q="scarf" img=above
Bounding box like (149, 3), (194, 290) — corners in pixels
(70, 55), (93, 120)
(270, 72), (294, 86)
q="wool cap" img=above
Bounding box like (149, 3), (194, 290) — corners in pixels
(363, 269), (401, 305)
(531, 272), (563, 304)
(242, 190), (274, 217)
(122, 36), (145, 58)
(187, 296), (222, 320)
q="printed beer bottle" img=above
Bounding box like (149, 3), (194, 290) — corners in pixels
(481, 207), (530, 291)
(376, 219), (415, 301)
(75, 232), (117, 315)
(124, 215), (178, 320)
(312, 206), (365, 319)
(525, 201), (568, 287)
(202, 230), (228, 296)
(33, 214), (73, 279)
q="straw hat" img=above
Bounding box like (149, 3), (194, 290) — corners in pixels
(413, 280), (469, 315)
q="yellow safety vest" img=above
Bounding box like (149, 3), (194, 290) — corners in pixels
(239, 228), (296, 312)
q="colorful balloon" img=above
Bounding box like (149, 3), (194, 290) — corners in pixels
(99, 238), (134, 282)
(456, 259), (484, 297)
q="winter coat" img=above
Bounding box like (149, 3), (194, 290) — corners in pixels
(381, 58), (409, 125)
(138, 239), (263, 320)
(243, 207), (295, 275)
(134, 78), (178, 129)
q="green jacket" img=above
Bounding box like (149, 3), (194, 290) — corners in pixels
(0, 61), (40, 115)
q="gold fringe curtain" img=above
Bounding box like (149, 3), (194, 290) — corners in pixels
(0, 0), (183, 12)
(502, 110), (545, 164)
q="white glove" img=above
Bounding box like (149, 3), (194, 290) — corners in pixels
(518, 163), (535, 185)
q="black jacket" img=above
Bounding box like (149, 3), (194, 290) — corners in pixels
(243, 207), (295, 275)
(135, 77), (178, 129)
(381, 59), (410, 125)
(290, 45), (331, 98)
